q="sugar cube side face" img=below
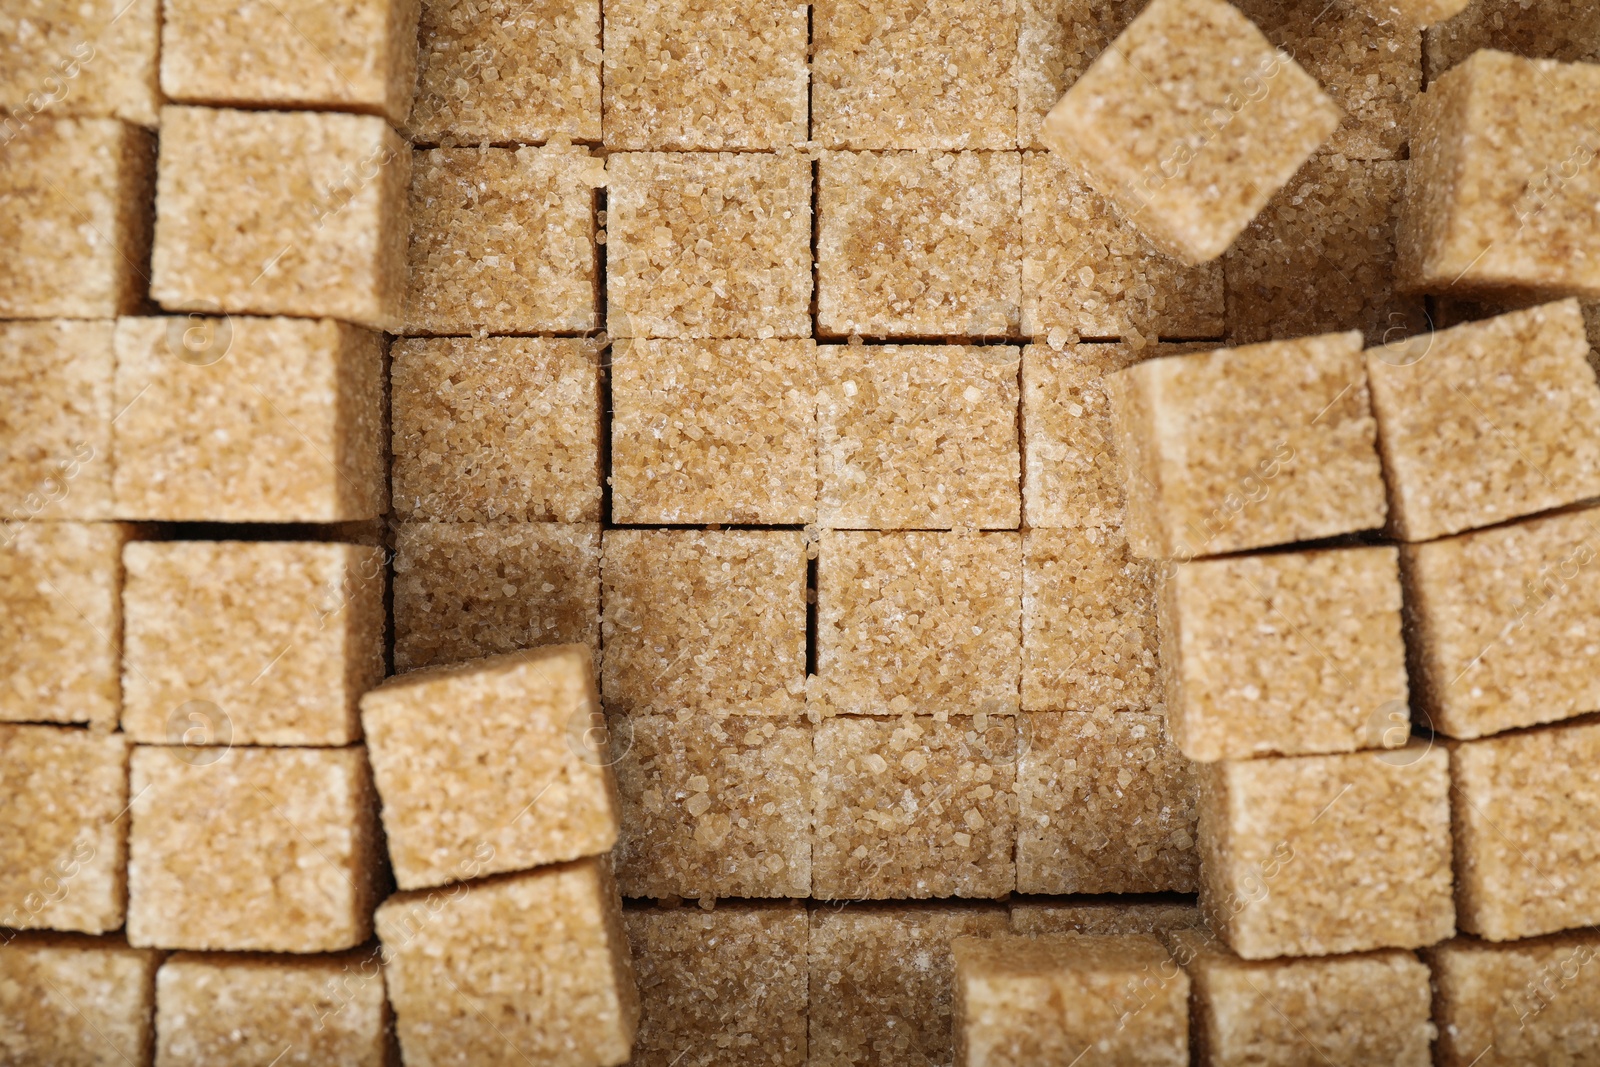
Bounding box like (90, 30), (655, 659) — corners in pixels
(0, 320), (113, 523)
(1430, 931), (1600, 1067)
(1022, 342), (1142, 531)
(0, 933), (159, 1066)
(0, 0), (161, 126)
(1425, 0), (1600, 76)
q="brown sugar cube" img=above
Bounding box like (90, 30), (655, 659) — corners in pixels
(625, 902), (808, 1067)
(612, 713), (812, 900)
(113, 316), (386, 523)
(610, 339), (817, 525)
(1451, 720), (1600, 941)
(150, 106), (409, 331)
(603, 0), (807, 151)
(0, 118), (153, 319)
(1106, 331), (1387, 558)
(126, 745), (379, 952)
(155, 949), (388, 1067)
(1430, 931), (1600, 1067)
(809, 903), (1009, 1067)
(812, 0), (1017, 150)
(953, 934), (1189, 1067)
(817, 151), (1022, 338)
(601, 530), (806, 715)
(1042, 0), (1341, 265)
(393, 521), (600, 673)
(376, 857), (638, 1067)
(1011, 900), (1204, 937)
(0, 521), (128, 727)
(0, 726), (128, 935)
(1018, 0), (1141, 150)
(1398, 51), (1600, 301)
(1023, 152), (1225, 342)
(404, 144), (600, 335)
(1022, 528), (1160, 714)
(1225, 156), (1428, 346)
(392, 336), (601, 523)
(159, 0), (419, 125)
(1017, 711), (1198, 895)
(1197, 745), (1455, 959)
(1426, 0), (1600, 75)
(1367, 300), (1600, 542)
(406, 0), (601, 145)
(1353, 0), (1471, 24)
(0, 321), (113, 523)
(815, 531), (1022, 716)
(1161, 547), (1408, 762)
(812, 715), (1018, 901)
(607, 152), (811, 339)
(817, 345), (1020, 530)
(0, 0), (160, 127)
(0, 933), (158, 1067)
(121, 541), (385, 747)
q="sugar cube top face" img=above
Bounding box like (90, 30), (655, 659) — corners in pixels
(0, 117), (154, 319)
(607, 152), (811, 340)
(0, 0), (160, 126)
(1019, 0), (1143, 150)
(603, 0), (807, 150)
(1431, 931), (1600, 1067)
(817, 345), (1021, 530)
(1368, 300), (1600, 542)
(361, 646), (619, 891)
(1011, 899), (1204, 937)
(126, 745), (379, 952)
(1399, 50), (1600, 301)
(610, 339), (817, 525)
(1043, 0), (1342, 265)
(376, 858), (638, 1067)
(0, 933), (159, 1067)
(1107, 331), (1387, 559)
(1425, 0), (1600, 76)
(0, 726), (128, 935)
(159, 0), (420, 125)
(1199, 745), (1455, 959)
(0, 321), (113, 523)
(113, 316), (387, 523)
(150, 106), (410, 332)
(812, 0), (1019, 150)
(1022, 343), (1143, 531)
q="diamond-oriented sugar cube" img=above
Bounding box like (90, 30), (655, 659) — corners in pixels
(0, 933), (158, 1066)
(0, 320), (113, 522)
(1429, 930), (1600, 1067)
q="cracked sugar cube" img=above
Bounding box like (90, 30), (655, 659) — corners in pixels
(0, 0), (159, 126)
(812, 0), (1018, 150)
(113, 316), (386, 522)
(1397, 51), (1600, 301)
(607, 152), (811, 339)
(1161, 547), (1408, 762)
(0, 321), (113, 523)
(155, 949), (388, 1067)
(1225, 156), (1428, 346)
(0, 118), (154, 319)
(601, 530), (806, 715)
(1198, 745), (1455, 959)
(0, 521), (128, 727)
(1430, 931), (1600, 1067)
(613, 713), (812, 900)
(603, 0), (807, 150)
(376, 857), (637, 1067)
(809, 903), (1009, 1067)
(392, 336), (601, 523)
(121, 541), (385, 747)
(0, 933), (158, 1067)
(1451, 720), (1600, 941)
(126, 745), (379, 952)
(815, 531), (1022, 716)
(1017, 711), (1198, 895)
(1022, 528), (1160, 714)
(404, 145), (599, 335)
(393, 521), (600, 673)
(406, 0), (600, 145)
(953, 934), (1189, 1067)
(1106, 331), (1387, 559)
(362, 646), (620, 891)
(159, 0), (419, 125)
(1018, 0), (1142, 150)
(1011, 900), (1204, 937)
(625, 902), (808, 1067)
(817, 151), (1022, 338)
(0, 726), (128, 935)
(150, 106), (409, 331)
(610, 338), (817, 525)
(1367, 300), (1600, 543)
(1022, 152), (1224, 340)
(812, 715), (1018, 901)
(817, 345), (1020, 530)
(1426, 0), (1600, 75)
